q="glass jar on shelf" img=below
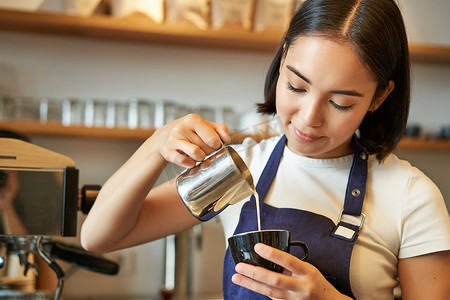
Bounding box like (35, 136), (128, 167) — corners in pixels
(85, 98), (110, 128)
(39, 97), (63, 124)
(215, 106), (237, 130)
(196, 105), (215, 122)
(0, 95), (17, 120)
(154, 100), (177, 128)
(2, 95), (41, 121)
(62, 97), (85, 126)
(128, 97), (155, 129)
(114, 99), (129, 128)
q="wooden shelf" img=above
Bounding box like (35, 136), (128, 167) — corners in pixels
(1, 9), (450, 62)
(0, 9), (282, 52)
(396, 137), (450, 152)
(409, 44), (450, 64)
(0, 120), (270, 144)
(0, 121), (155, 140)
(1, 121), (449, 151)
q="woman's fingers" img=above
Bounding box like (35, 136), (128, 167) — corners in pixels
(157, 114), (231, 168)
(192, 116), (230, 149)
(178, 115), (227, 160)
(232, 264), (287, 299)
(231, 244), (314, 294)
(254, 243), (309, 275)
(204, 119), (231, 144)
(233, 261), (301, 294)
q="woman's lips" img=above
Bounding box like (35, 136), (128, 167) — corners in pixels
(293, 128), (322, 142)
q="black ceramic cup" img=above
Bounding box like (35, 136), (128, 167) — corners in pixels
(228, 229), (309, 273)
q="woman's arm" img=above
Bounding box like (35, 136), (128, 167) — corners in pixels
(80, 114), (230, 253)
(398, 250), (450, 300)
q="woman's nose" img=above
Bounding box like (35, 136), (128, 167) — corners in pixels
(300, 98), (323, 128)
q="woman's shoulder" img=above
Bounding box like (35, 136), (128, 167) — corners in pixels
(371, 153), (417, 177)
(377, 155), (449, 258)
(370, 153), (443, 199)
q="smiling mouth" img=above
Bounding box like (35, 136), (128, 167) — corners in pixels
(293, 128), (323, 142)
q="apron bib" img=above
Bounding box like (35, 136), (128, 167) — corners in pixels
(223, 135), (368, 299)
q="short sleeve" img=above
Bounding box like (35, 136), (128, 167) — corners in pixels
(399, 168), (450, 259)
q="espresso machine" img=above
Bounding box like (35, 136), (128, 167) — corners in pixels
(0, 137), (118, 299)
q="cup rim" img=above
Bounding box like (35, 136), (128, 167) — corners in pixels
(230, 229), (288, 238)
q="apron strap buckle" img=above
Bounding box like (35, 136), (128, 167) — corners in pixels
(332, 210), (366, 242)
(337, 209), (366, 229)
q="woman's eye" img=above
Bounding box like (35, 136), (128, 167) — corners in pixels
(330, 100), (353, 111)
(287, 82), (305, 93)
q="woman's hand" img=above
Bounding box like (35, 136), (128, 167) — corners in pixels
(150, 114), (231, 168)
(232, 243), (352, 300)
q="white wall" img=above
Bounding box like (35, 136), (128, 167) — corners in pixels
(400, 0), (450, 45)
(0, 0), (449, 298)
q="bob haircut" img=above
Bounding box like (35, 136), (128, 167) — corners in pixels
(257, 0), (410, 162)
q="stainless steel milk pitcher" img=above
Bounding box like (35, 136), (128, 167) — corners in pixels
(176, 145), (255, 221)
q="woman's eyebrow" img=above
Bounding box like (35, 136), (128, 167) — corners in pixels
(287, 65), (311, 84)
(286, 64), (365, 97)
(331, 90), (364, 97)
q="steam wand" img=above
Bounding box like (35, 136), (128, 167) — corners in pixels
(36, 236), (64, 300)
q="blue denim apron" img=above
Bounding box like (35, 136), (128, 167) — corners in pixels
(223, 135), (368, 299)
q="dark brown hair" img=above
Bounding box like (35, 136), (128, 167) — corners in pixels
(257, 0), (410, 161)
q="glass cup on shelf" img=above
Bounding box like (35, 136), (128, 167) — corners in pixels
(114, 100), (129, 128)
(105, 100), (116, 128)
(128, 97), (155, 129)
(196, 105), (216, 122)
(16, 96), (40, 121)
(0, 95), (18, 120)
(62, 97), (85, 126)
(39, 97), (63, 124)
(175, 104), (193, 119)
(154, 100), (177, 128)
(85, 98), (109, 128)
(215, 106), (237, 130)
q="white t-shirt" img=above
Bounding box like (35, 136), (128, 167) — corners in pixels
(219, 135), (450, 300)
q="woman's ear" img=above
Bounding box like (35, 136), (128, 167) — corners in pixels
(370, 80), (395, 112)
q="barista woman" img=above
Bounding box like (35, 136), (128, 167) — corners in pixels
(81, 0), (450, 299)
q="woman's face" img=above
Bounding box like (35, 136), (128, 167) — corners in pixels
(276, 36), (379, 159)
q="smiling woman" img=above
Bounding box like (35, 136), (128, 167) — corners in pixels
(274, 36), (394, 159)
(259, 0), (410, 162)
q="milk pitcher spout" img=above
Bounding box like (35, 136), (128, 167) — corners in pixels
(176, 145), (254, 221)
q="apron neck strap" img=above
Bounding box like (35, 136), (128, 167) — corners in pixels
(342, 136), (368, 217)
(332, 136), (368, 242)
